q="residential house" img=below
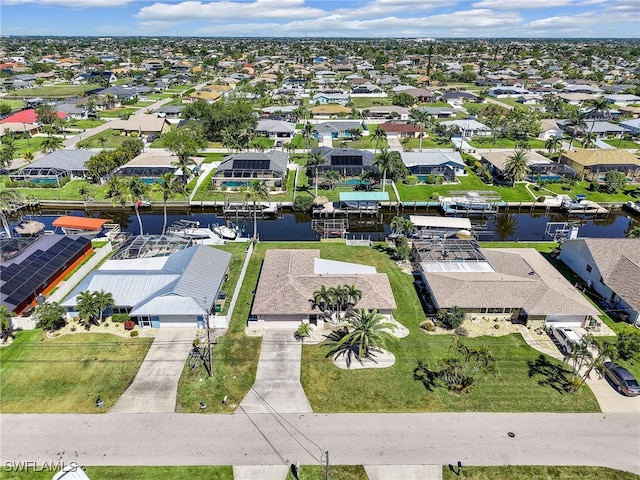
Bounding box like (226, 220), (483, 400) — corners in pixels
(9, 149), (95, 184)
(0, 108), (66, 125)
(400, 150), (466, 182)
(538, 119), (565, 140)
(403, 88), (436, 103)
(155, 105), (185, 121)
(310, 146), (375, 178)
(441, 91), (480, 104)
(61, 245), (232, 328)
(378, 122), (420, 139)
(110, 115), (171, 138)
(315, 120), (367, 140)
(560, 149), (640, 182)
(489, 86), (531, 98)
(117, 150), (203, 180)
(250, 249), (396, 329)
(0, 122), (39, 137)
(359, 106), (410, 120)
(481, 150), (575, 183)
(212, 151), (289, 188)
(413, 239), (600, 330)
(1, 235), (93, 315)
(184, 90), (221, 104)
(312, 93), (350, 105)
(583, 121), (626, 138)
(558, 238), (640, 326)
(255, 119), (295, 139)
(440, 119), (492, 138)
(311, 105), (352, 118)
(604, 94), (640, 107)
(413, 106), (457, 119)
(620, 118), (640, 134)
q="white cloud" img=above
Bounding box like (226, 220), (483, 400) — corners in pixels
(3, 0), (132, 6)
(524, 12), (600, 28)
(333, 0), (453, 19)
(136, 0), (326, 21)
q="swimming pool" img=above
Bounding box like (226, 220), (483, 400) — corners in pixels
(221, 181), (249, 188)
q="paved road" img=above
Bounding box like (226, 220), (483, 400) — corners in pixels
(239, 329), (312, 414)
(109, 328), (196, 413)
(1, 413), (638, 473)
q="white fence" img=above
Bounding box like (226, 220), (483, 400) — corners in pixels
(47, 242), (113, 304)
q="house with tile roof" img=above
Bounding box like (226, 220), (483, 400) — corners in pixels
(400, 150), (466, 181)
(212, 151), (289, 189)
(560, 149), (640, 182)
(558, 238), (640, 326)
(413, 239), (600, 329)
(251, 249), (396, 328)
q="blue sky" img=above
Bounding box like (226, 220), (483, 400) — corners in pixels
(2, 0), (639, 38)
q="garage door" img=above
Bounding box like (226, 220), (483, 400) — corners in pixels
(545, 315), (585, 327)
(159, 315), (198, 328)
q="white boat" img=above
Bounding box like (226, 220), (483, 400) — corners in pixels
(167, 220), (225, 245)
(623, 201), (640, 215)
(561, 197), (594, 212)
(212, 223), (238, 240)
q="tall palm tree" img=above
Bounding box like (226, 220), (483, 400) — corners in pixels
(328, 285), (350, 319)
(242, 179), (269, 242)
(171, 152), (196, 185)
(302, 123), (317, 154)
(306, 150), (325, 197)
(125, 176), (150, 235)
(0, 190), (20, 237)
(344, 284), (363, 308)
(312, 285), (332, 315)
(374, 148), (393, 191)
(21, 149), (35, 163)
(567, 111), (587, 151)
(586, 96), (611, 122)
(93, 290), (114, 324)
(503, 149), (530, 184)
(324, 308), (396, 365)
(581, 131), (597, 149)
(371, 127), (387, 154)
(40, 135), (63, 154)
(410, 109), (432, 152)
(324, 169), (341, 190)
(157, 173), (187, 234)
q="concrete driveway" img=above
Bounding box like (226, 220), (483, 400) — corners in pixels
(110, 328), (196, 413)
(239, 329), (312, 414)
(587, 375), (640, 413)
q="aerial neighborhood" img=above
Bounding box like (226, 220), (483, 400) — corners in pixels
(1, 36), (640, 479)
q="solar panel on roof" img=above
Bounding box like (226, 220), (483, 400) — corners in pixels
(331, 155), (363, 166)
(232, 159), (271, 170)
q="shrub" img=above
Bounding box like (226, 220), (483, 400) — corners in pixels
(454, 326), (469, 337)
(112, 314), (130, 323)
(420, 320), (436, 332)
(438, 306), (465, 330)
(616, 332), (640, 361)
(124, 320), (135, 331)
(430, 192), (440, 200)
(426, 174), (436, 184)
(293, 196), (314, 212)
(589, 181), (599, 191)
(403, 175), (418, 185)
(130, 330), (139, 337)
(436, 176), (445, 185)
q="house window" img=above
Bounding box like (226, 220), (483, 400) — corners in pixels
(586, 264), (593, 273)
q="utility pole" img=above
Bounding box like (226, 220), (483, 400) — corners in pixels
(323, 451), (329, 480)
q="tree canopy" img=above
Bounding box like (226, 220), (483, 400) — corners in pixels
(182, 98), (257, 142)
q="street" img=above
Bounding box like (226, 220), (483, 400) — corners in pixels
(1, 412), (639, 473)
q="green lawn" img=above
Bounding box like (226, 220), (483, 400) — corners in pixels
(0, 330), (152, 413)
(543, 180), (640, 203)
(351, 97), (393, 108)
(11, 137), (47, 156)
(0, 466), (233, 480)
(479, 241), (558, 253)
(401, 137), (452, 150)
(66, 119), (105, 129)
(77, 128), (139, 149)
(98, 107), (139, 118)
(602, 139), (639, 149)
(0, 99), (25, 110)
(335, 137), (380, 149)
(442, 466), (639, 480)
(468, 137), (546, 150)
(15, 84), (101, 97)
(395, 170), (535, 202)
(290, 134), (318, 149)
(10, 179), (93, 201)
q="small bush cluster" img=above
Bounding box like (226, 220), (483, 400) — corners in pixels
(402, 175), (418, 185)
(130, 330), (139, 337)
(454, 326), (469, 337)
(111, 314), (130, 323)
(123, 320), (135, 331)
(420, 320), (436, 332)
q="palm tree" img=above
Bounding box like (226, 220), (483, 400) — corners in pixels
(312, 285), (332, 315)
(0, 305), (17, 344)
(586, 96), (611, 122)
(581, 131), (597, 149)
(93, 290), (114, 324)
(374, 148), (393, 191)
(76, 290), (100, 328)
(410, 109), (432, 152)
(346, 128), (362, 141)
(306, 150), (325, 197)
(302, 122), (317, 154)
(171, 152), (197, 185)
(328, 285), (350, 318)
(0, 190), (20, 237)
(157, 173), (187, 234)
(503, 149), (530, 184)
(567, 111), (587, 151)
(40, 135), (63, 154)
(324, 308), (396, 365)
(242, 179), (269, 242)
(371, 127), (387, 154)
(125, 176), (150, 235)
(626, 225), (640, 238)
(21, 149), (35, 163)
(106, 175), (126, 206)
(545, 136), (561, 154)
(344, 284), (363, 308)
(324, 169), (342, 190)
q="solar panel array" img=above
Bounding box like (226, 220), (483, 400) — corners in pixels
(0, 236), (91, 310)
(330, 155), (363, 166)
(232, 159), (271, 170)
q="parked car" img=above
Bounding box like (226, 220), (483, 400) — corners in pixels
(603, 362), (640, 396)
(546, 325), (582, 354)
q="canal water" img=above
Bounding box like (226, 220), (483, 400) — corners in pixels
(14, 206), (640, 242)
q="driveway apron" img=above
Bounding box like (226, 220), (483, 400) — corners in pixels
(110, 328), (196, 413)
(239, 329), (312, 414)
